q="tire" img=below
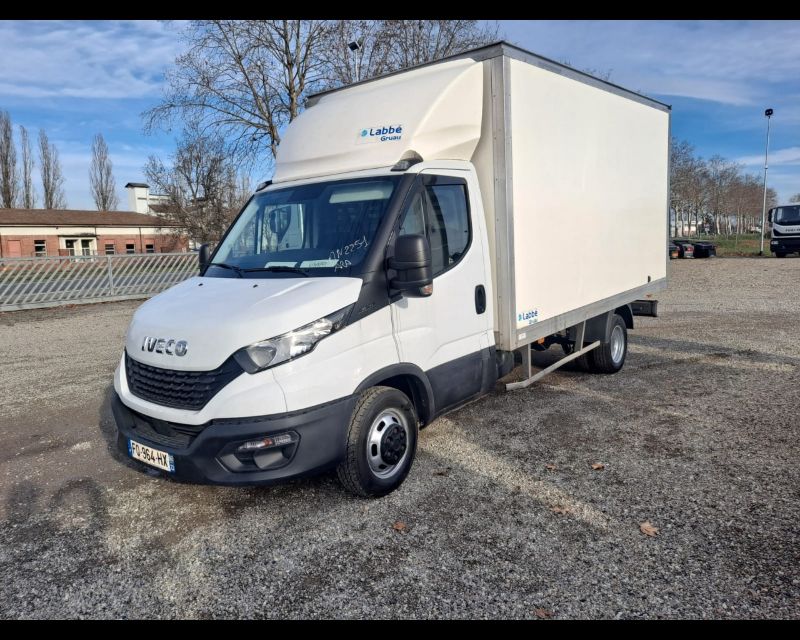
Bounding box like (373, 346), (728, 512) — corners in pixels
(561, 341), (591, 372)
(336, 386), (418, 497)
(586, 314), (627, 374)
(775, 252), (787, 258)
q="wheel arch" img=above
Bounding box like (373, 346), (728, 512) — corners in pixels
(614, 304), (634, 330)
(355, 364), (435, 426)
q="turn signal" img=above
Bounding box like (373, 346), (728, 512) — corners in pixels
(236, 432), (298, 452)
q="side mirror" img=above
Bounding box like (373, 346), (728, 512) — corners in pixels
(198, 243), (210, 273)
(388, 234), (433, 297)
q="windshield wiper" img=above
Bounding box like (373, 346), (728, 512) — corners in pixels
(243, 265), (309, 277)
(210, 262), (244, 278)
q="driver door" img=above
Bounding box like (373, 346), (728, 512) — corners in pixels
(390, 171), (491, 415)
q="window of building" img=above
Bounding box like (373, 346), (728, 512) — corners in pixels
(125, 244), (136, 254)
(145, 244), (155, 254)
(397, 180), (471, 277)
(34, 240), (46, 257)
(105, 243), (115, 255)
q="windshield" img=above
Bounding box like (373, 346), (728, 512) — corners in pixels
(774, 205), (800, 225)
(208, 176), (402, 278)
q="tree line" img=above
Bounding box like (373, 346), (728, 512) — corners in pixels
(0, 110), (120, 211)
(669, 138), (792, 237)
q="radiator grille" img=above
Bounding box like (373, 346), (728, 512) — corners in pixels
(125, 352), (243, 410)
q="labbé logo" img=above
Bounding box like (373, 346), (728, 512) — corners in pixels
(356, 124), (403, 144)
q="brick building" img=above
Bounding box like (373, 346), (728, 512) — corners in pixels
(0, 209), (187, 258)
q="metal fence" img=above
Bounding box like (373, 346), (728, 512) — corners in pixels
(0, 253), (199, 312)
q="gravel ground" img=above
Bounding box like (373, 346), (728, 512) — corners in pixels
(0, 257), (798, 619)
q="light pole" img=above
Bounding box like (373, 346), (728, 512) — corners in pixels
(759, 108), (774, 256)
(348, 40), (362, 83)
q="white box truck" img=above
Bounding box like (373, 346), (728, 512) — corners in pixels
(112, 42), (670, 496)
(768, 204), (800, 257)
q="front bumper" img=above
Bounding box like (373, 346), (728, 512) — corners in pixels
(112, 391), (356, 485)
(771, 238), (800, 253)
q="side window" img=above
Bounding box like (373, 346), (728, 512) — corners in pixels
(425, 183), (470, 276)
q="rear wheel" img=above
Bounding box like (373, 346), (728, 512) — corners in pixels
(336, 386), (418, 498)
(586, 314), (627, 374)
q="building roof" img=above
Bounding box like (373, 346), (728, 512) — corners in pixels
(0, 208), (182, 227)
(124, 182), (149, 188)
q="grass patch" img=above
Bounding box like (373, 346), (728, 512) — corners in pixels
(675, 233), (768, 257)
(710, 234), (769, 257)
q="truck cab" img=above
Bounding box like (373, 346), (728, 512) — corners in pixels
(768, 204), (800, 257)
(113, 161), (496, 495)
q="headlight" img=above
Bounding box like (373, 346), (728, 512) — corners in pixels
(233, 305), (353, 373)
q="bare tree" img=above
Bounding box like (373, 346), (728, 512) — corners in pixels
(144, 20), (331, 166)
(19, 125), (35, 208)
(321, 20), (393, 86)
(0, 110), (19, 208)
(789, 193), (800, 203)
(381, 20), (499, 70)
(144, 126), (251, 244)
(89, 133), (119, 210)
(705, 155), (741, 235)
(320, 20), (498, 87)
(38, 129), (66, 209)
(559, 58), (613, 82)
(145, 20), (501, 170)
(670, 138), (695, 236)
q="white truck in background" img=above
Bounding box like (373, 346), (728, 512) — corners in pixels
(112, 42), (670, 496)
(768, 204), (800, 257)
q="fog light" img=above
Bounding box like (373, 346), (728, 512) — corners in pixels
(237, 432), (298, 453)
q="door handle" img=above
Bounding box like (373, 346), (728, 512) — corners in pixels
(475, 285), (486, 314)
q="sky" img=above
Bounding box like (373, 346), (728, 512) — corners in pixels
(0, 19), (798, 210)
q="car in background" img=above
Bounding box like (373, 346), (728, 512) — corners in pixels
(669, 241), (679, 259)
(672, 238), (694, 258)
(691, 240), (716, 258)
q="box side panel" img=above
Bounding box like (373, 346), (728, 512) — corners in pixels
(507, 57), (669, 345)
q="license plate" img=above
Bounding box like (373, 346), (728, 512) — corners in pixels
(128, 439), (175, 472)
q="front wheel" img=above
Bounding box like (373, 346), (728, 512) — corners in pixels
(337, 386), (418, 497)
(775, 252), (787, 258)
(586, 314), (628, 374)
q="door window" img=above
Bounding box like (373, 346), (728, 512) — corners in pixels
(397, 179), (471, 277)
(426, 184), (470, 276)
